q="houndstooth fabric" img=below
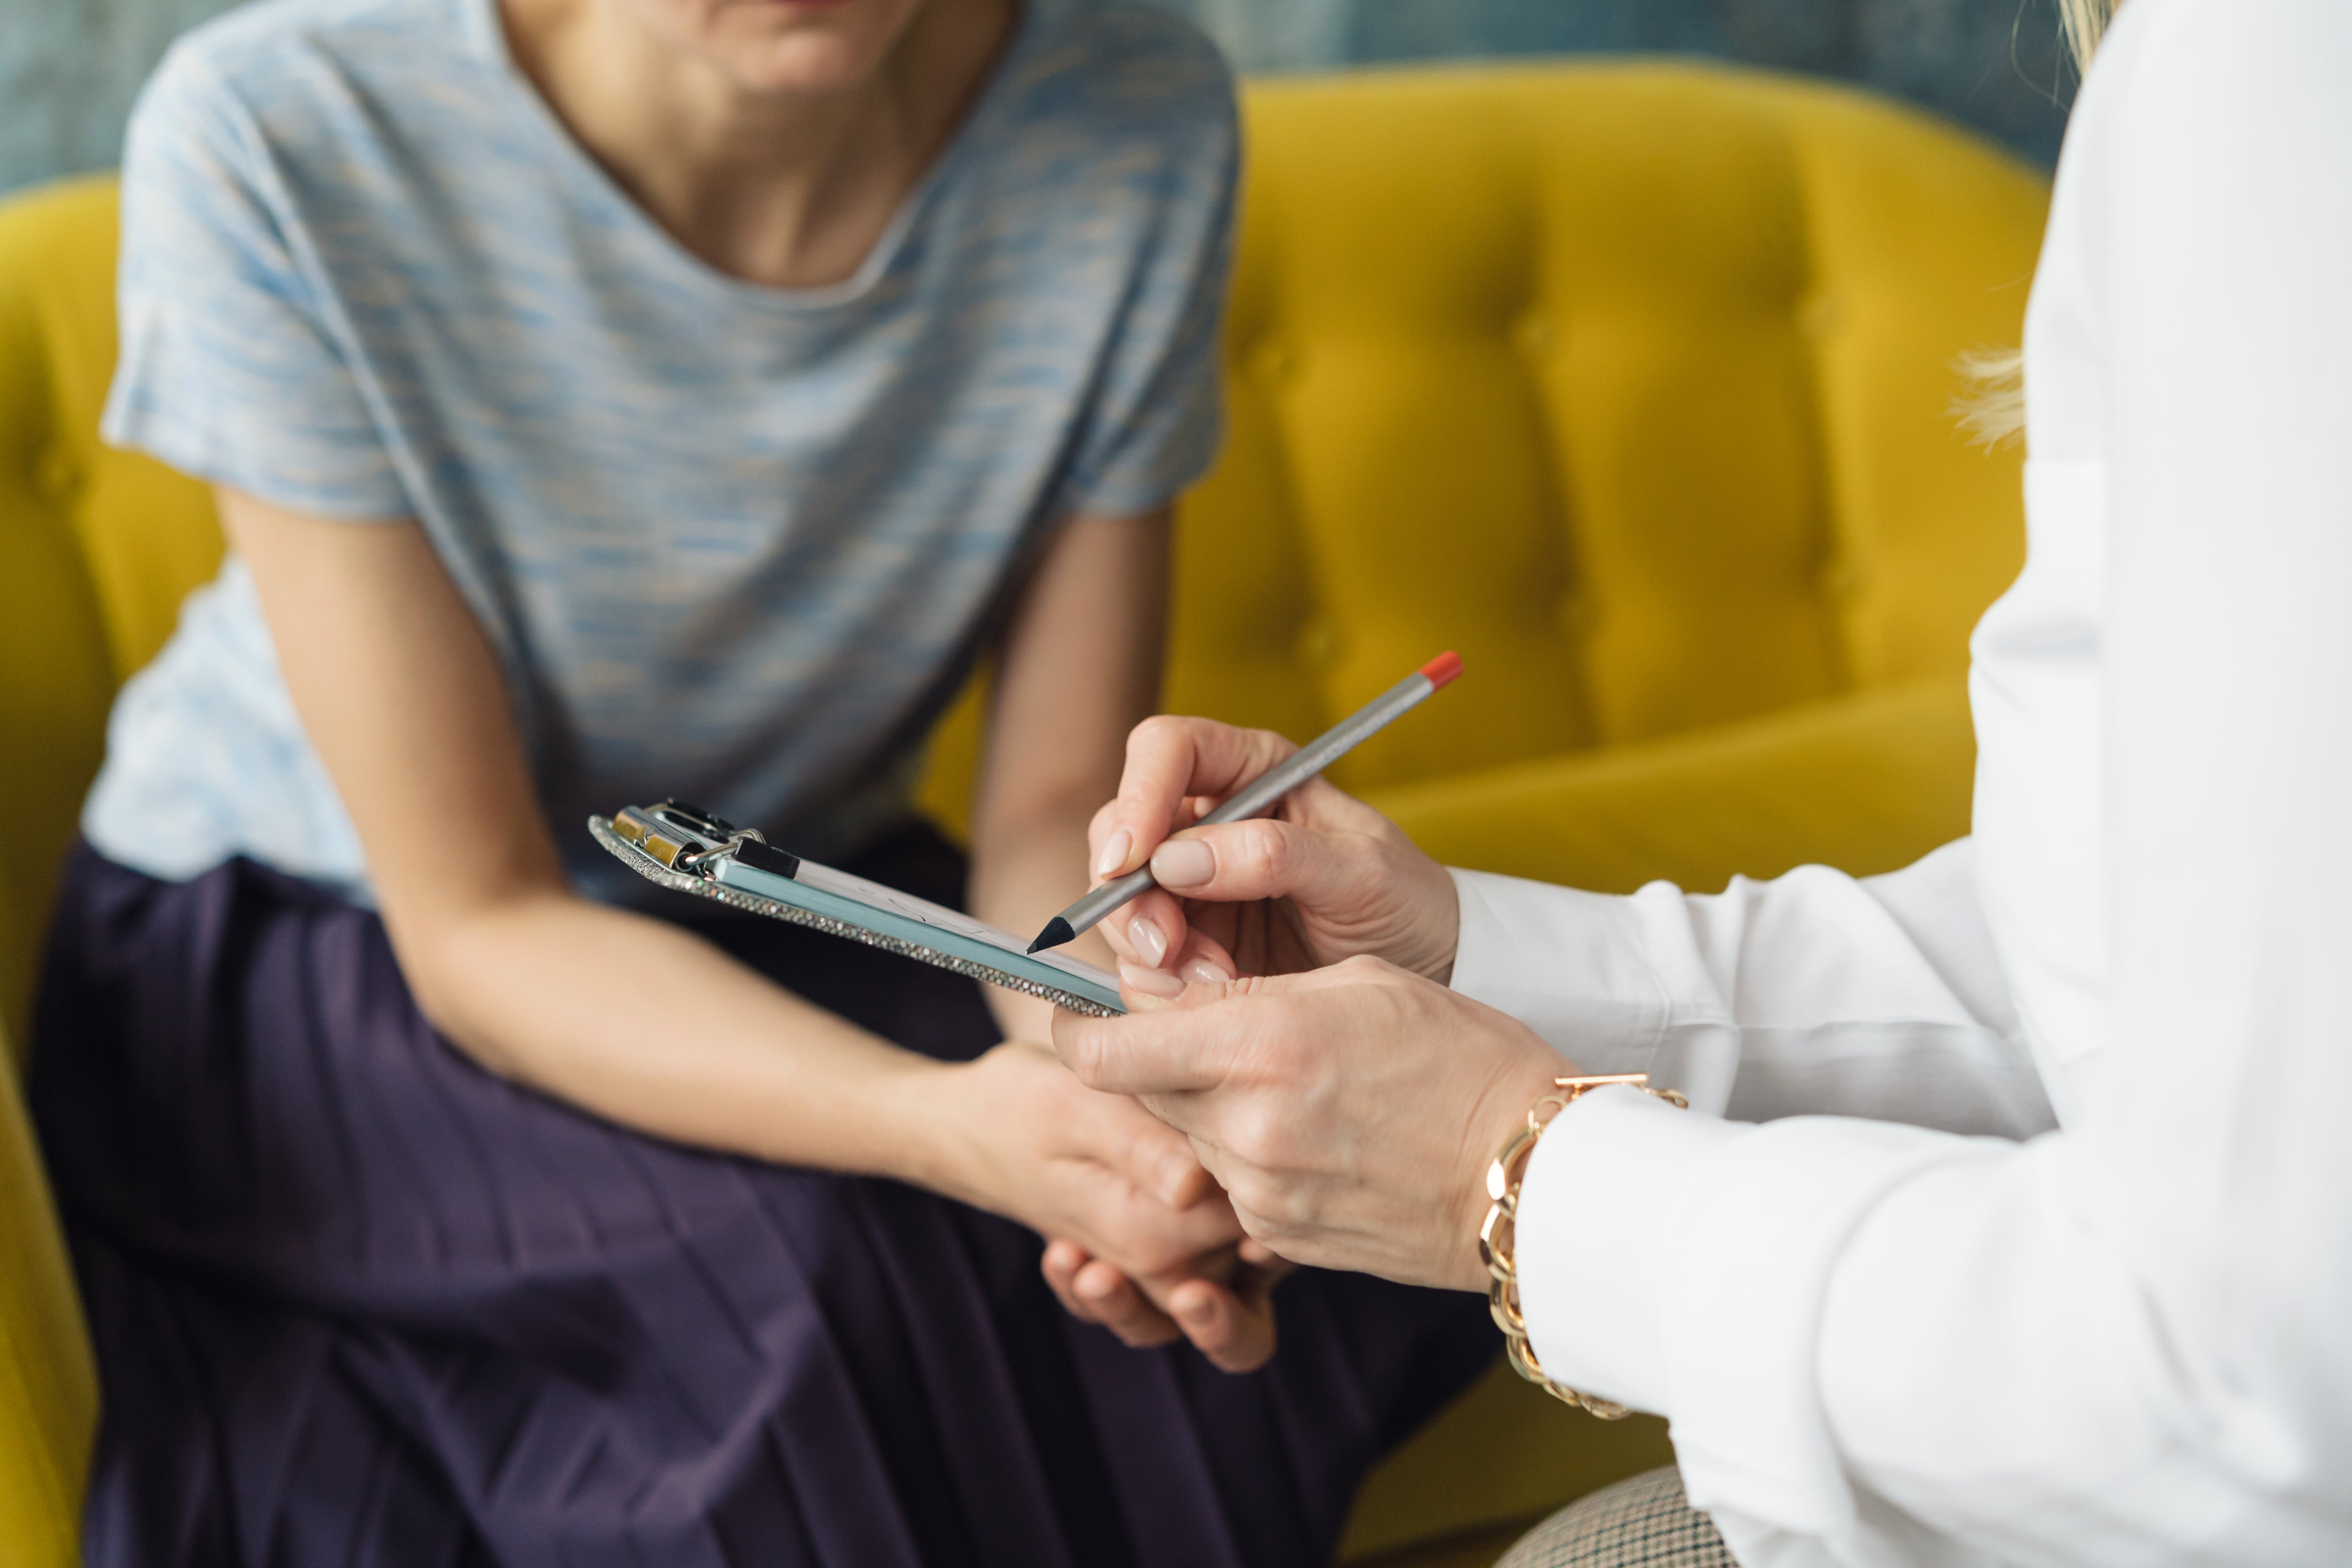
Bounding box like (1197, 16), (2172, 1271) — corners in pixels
(1496, 1466), (1735, 1568)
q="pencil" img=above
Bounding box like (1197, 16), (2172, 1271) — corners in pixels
(1027, 651), (1464, 954)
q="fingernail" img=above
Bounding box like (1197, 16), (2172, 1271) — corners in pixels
(1128, 916), (1168, 967)
(1119, 961), (1185, 999)
(1176, 1290), (1213, 1322)
(1094, 828), (1133, 881)
(1153, 837), (1215, 889)
(1079, 1271), (1114, 1300)
(1179, 955), (1232, 986)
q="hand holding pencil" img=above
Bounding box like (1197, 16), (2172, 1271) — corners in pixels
(1059, 653), (1470, 994)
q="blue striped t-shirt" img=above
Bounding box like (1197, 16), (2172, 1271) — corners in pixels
(86, 0), (1236, 904)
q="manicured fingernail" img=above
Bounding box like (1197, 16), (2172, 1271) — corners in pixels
(1128, 916), (1168, 967)
(1179, 955), (1232, 986)
(1094, 829), (1133, 881)
(1119, 961), (1185, 999)
(1153, 837), (1215, 889)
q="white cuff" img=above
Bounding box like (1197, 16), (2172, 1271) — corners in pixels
(1448, 867), (1739, 1105)
(1447, 868), (1667, 1068)
(1513, 1086), (1747, 1413)
(1515, 1086), (1979, 1540)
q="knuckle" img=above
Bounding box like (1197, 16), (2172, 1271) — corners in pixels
(1229, 820), (1292, 880)
(1128, 713), (1190, 758)
(1228, 1170), (1278, 1219)
(1067, 1031), (1112, 1085)
(1253, 1180), (1319, 1235)
(1224, 971), (1278, 1002)
(1244, 727), (1299, 764)
(1233, 1196), (1303, 1252)
(1224, 1103), (1293, 1170)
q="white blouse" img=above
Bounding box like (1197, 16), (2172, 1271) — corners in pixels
(1447, 0), (2352, 1562)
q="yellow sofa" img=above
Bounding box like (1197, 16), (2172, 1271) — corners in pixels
(0, 62), (2044, 1568)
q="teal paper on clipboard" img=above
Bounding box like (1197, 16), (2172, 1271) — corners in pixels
(590, 801), (1125, 1017)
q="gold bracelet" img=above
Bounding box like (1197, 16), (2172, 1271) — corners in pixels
(1479, 1072), (1688, 1418)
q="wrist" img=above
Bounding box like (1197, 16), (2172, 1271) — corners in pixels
(1454, 1050), (1569, 1288)
(1477, 1070), (1688, 1418)
(874, 1051), (996, 1201)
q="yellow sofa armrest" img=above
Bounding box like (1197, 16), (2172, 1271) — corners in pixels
(0, 1013), (95, 1568)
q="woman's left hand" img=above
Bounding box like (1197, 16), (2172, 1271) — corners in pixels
(1038, 1234), (1293, 1373)
(1052, 955), (1572, 1291)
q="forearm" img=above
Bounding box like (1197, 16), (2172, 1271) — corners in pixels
(219, 494), (1014, 1200)
(964, 507), (1169, 1041)
(399, 891), (966, 1185)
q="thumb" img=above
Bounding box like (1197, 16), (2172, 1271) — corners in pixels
(1061, 965), (1355, 1097)
(1111, 962), (1268, 1015)
(1113, 960), (1368, 1016)
(1146, 804), (1371, 913)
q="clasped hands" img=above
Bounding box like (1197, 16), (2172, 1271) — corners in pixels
(1026, 716), (1572, 1371)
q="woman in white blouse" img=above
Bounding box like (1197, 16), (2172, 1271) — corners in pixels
(1047, 0), (2352, 1562)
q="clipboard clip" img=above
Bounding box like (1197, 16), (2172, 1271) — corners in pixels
(676, 828), (765, 871)
(610, 800), (803, 881)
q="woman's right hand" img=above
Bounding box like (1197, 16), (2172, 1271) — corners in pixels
(917, 1041), (1282, 1371)
(1086, 716), (1462, 986)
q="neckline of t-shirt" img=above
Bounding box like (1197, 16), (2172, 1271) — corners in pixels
(460, 0), (1037, 311)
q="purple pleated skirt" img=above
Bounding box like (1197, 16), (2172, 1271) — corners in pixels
(30, 829), (1494, 1568)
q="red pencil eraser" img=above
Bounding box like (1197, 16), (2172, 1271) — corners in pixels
(1420, 650), (1464, 689)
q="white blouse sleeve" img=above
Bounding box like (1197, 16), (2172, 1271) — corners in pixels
(1450, 842), (2055, 1140)
(1491, 1), (2352, 1562)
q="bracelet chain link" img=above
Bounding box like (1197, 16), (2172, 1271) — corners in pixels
(1479, 1073), (1688, 1419)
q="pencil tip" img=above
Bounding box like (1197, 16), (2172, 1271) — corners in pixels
(1026, 918), (1075, 955)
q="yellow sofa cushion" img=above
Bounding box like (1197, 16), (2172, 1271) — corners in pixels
(922, 63), (2042, 883)
(0, 62), (2043, 1568)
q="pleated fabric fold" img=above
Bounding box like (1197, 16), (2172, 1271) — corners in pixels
(31, 828), (1494, 1568)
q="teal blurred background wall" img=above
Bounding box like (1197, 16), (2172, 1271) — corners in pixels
(1, 0), (2074, 197)
(1176, 0), (2073, 158)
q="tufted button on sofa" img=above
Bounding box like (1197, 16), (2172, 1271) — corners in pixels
(0, 62), (2042, 1568)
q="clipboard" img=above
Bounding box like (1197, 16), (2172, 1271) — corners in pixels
(590, 801), (1126, 1017)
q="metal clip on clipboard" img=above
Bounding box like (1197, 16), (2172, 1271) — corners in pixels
(591, 801), (1126, 1017)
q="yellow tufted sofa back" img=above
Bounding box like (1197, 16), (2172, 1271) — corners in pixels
(0, 62), (2043, 1568)
(919, 63), (2042, 887)
(1173, 64), (2037, 786)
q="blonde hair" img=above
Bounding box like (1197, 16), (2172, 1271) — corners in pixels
(1955, 0), (2120, 447)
